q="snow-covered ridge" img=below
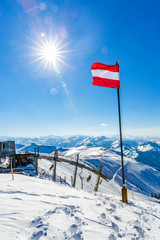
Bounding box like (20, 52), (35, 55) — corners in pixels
(16, 142), (68, 154)
(138, 144), (153, 152)
(9, 135), (160, 170)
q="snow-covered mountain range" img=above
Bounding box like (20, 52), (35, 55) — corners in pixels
(3, 135), (159, 170)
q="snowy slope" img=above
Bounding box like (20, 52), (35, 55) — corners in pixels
(38, 158), (121, 196)
(14, 141), (160, 196)
(58, 147), (160, 196)
(0, 174), (160, 240)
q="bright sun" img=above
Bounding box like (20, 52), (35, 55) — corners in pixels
(40, 42), (58, 66)
(31, 35), (70, 72)
(43, 44), (57, 62)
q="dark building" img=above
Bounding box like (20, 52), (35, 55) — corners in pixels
(0, 141), (16, 158)
(0, 141), (37, 174)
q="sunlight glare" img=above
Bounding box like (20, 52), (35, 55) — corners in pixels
(31, 34), (71, 72)
(42, 43), (58, 64)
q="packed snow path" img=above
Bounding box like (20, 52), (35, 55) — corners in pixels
(0, 174), (160, 240)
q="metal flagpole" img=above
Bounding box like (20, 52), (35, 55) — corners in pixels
(116, 62), (128, 204)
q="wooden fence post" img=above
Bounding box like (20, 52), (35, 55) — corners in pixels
(94, 163), (103, 192)
(10, 158), (14, 180)
(53, 159), (57, 182)
(71, 176), (73, 186)
(81, 178), (83, 189)
(34, 147), (38, 175)
(73, 154), (79, 188)
(34, 147), (37, 156)
(53, 148), (58, 182)
(13, 155), (16, 168)
(36, 156), (38, 175)
(79, 169), (84, 189)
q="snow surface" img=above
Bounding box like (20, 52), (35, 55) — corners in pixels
(1, 137), (160, 239)
(0, 173), (160, 240)
(57, 147), (160, 196)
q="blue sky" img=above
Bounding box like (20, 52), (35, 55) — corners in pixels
(0, 0), (160, 137)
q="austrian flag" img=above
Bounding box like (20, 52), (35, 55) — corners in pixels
(91, 62), (120, 89)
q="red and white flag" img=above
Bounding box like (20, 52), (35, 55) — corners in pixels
(91, 62), (120, 89)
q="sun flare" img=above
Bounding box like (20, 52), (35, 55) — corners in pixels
(40, 41), (58, 66)
(43, 44), (57, 63)
(31, 34), (70, 72)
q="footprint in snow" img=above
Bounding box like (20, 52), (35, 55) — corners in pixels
(142, 215), (148, 222)
(30, 230), (43, 240)
(110, 203), (116, 209)
(64, 207), (71, 215)
(45, 206), (67, 217)
(68, 205), (76, 210)
(111, 222), (119, 233)
(30, 216), (48, 239)
(105, 196), (110, 201)
(75, 216), (82, 223)
(69, 224), (78, 234)
(30, 217), (43, 228)
(114, 216), (121, 221)
(69, 225), (83, 240)
(63, 205), (76, 217)
(134, 226), (145, 238)
(96, 203), (101, 207)
(108, 234), (116, 240)
(100, 213), (106, 220)
(106, 203), (117, 213)
(44, 209), (56, 216)
(72, 231), (83, 240)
